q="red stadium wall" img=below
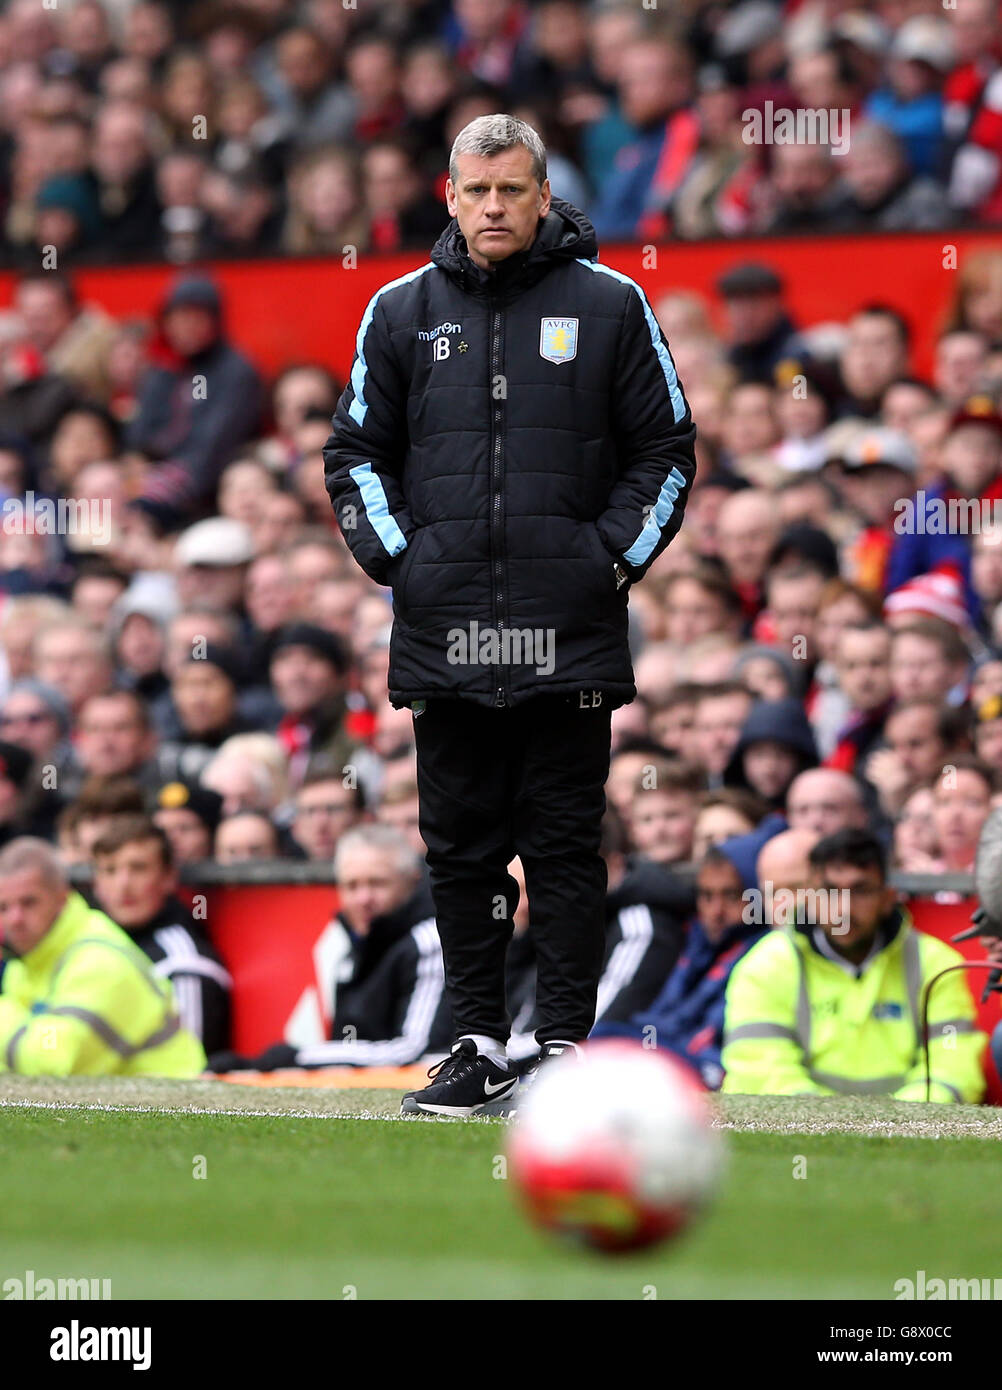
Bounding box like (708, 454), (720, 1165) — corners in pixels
(2, 229), (998, 387)
(182, 883), (1002, 1101)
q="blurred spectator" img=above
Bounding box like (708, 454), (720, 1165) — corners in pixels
(152, 777), (223, 864)
(125, 275), (264, 531)
(717, 262), (801, 385)
(91, 814), (232, 1052)
(215, 809), (281, 863)
(290, 760), (365, 861)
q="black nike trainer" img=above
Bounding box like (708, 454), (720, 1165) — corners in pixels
(400, 1038), (519, 1117)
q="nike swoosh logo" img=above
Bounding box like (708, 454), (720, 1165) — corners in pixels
(483, 1077), (516, 1096)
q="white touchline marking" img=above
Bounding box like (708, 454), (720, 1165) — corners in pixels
(0, 1097), (507, 1123)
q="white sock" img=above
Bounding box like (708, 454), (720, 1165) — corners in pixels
(459, 1034), (508, 1068)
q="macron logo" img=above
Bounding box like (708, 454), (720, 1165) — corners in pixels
(50, 1320), (151, 1372)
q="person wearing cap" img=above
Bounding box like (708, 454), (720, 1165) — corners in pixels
(172, 517), (256, 616)
(717, 262), (802, 384)
(268, 623), (361, 787)
(157, 645), (252, 786)
(865, 16), (953, 178)
(0, 837), (205, 1079)
(152, 779), (224, 865)
(839, 425), (919, 593)
(885, 396), (1002, 623)
(91, 815), (232, 1053)
(124, 274), (263, 533)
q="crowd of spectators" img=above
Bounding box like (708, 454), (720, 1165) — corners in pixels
(1, 0), (1002, 1084)
(0, 245), (1000, 890)
(1, 0), (1001, 269)
(0, 236), (999, 1075)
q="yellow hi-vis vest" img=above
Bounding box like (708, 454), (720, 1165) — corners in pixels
(0, 890), (206, 1078)
(721, 910), (986, 1104)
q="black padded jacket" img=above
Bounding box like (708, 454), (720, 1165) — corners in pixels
(323, 196), (697, 710)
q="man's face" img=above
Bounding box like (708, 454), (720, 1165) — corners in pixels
(943, 424), (1001, 498)
(377, 797), (424, 856)
(617, 41), (691, 126)
(153, 807), (212, 864)
(337, 845), (414, 936)
(270, 645), (340, 716)
(215, 815), (277, 864)
(841, 463), (913, 528)
(787, 771), (865, 836)
(724, 292), (783, 347)
(693, 692), (753, 775)
(0, 691), (61, 757)
(932, 769), (992, 867)
(890, 634), (962, 702)
(162, 305), (217, 357)
(841, 314), (908, 399)
(768, 572), (823, 654)
(743, 740), (798, 801)
(836, 628), (891, 711)
(77, 695), (150, 777)
(695, 859), (745, 942)
(35, 630), (111, 712)
(664, 579), (729, 644)
(649, 698), (697, 754)
(93, 838), (174, 929)
(629, 788), (697, 865)
(293, 779), (360, 860)
(175, 561), (246, 611)
(16, 282), (72, 351)
(813, 859), (893, 956)
(446, 147), (550, 271)
(884, 706), (946, 781)
(0, 868), (67, 957)
(715, 496), (778, 584)
(171, 663), (235, 736)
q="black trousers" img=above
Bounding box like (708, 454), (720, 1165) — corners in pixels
(413, 693), (613, 1047)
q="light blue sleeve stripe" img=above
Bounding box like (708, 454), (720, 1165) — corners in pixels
(623, 465), (688, 566)
(576, 259), (689, 567)
(348, 261), (435, 428)
(349, 463), (407, 557)
(575, 258), (686, 423)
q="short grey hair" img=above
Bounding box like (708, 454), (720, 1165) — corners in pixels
(334, 823), (422, 881)
(449, 114), (547, 187)
(0, 837), (67, 891)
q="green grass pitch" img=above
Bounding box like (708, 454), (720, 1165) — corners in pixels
(2, 1078), (1001, 1300)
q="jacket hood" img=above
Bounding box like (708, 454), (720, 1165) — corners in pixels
(723, 697), (818, 789)
(430, 196), (598, 297)
(714, 814), (790, 892)
(610, 855), (695, 919)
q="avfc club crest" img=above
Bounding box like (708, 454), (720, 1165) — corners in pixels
(539, 317), (578, 364)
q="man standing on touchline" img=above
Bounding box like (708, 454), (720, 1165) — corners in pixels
(324, 114), (697, 1117)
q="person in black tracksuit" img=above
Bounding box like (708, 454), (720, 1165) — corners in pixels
(125, 894), (232, 1056)
(90, 816), (233, 1055)
(507, 838), (692, 1066)
(323, 114), (697, 1114)
(206, 872), (440, 1071)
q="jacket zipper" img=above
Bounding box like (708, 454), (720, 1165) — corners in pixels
(489, 299), (506, 708)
